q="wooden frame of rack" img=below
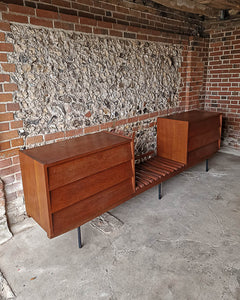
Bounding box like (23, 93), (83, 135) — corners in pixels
(20, 110), (222, 247)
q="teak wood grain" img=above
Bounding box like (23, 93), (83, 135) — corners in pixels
(20, 111), (222, 242)
(20, 131), (135, 238)
(157, 110), (222, 168)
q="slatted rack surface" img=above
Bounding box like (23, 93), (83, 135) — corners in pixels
(135, 156), (185, 192)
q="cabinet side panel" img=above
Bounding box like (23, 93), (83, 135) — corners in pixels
(19, 152), (40, 221)
(157, 118), (188, 164)
(130, 137), (136, 192)
(33, 161), (53, 237)
(219, 114), (222, 149)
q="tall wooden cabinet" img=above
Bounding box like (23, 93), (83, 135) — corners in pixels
(157, 110), (222, 166)
(20, 132), (135, 238)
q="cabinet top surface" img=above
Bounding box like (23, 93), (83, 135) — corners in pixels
(20, 132), (130, 165)
(164, 110), (221, 122)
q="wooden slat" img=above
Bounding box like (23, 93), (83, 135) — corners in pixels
(135, 168), (158, 181)
(158, 156), (185, 168)
(135, 171), (153, 183)
(135, 175), (150, 186)
(140, 164), (167, 177)
(147, 159), (176, 172)
(153, 157), (181, 171)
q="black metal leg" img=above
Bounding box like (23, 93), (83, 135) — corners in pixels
(206, 159), (209, 172)
(77, 226), (82, 248)
(158, 183), (162, 199)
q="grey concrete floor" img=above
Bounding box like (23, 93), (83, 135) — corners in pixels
(1, 152), (240, 300)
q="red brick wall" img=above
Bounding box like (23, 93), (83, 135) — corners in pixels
(0, 0), (203, 37)
(204, 19), (240, 149)
(0, 1), (207, 225)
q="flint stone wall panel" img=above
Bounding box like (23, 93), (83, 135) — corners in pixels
(7, 25), (182, 149)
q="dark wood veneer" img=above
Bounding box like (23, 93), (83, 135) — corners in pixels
(20, 110), (222, 241)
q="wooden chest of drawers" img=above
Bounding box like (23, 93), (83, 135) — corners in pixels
(20, 132), (135, 238)
(157, 110), (222, 166)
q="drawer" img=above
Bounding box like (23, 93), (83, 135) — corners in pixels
(188, 116), (220, 138)
(50, 161), (134, 213)
(188, 141), (219, 165)
(48, 143), (132, 190)
(52, 179), (134, 237)
(188, 127), (220, 152)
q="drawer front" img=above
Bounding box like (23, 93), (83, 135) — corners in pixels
(188, 127), (220, 152)
(52, 179), (133, 237)
(48, 143), (132, 190)
(189, 116), (220, 138)
(188, 141), (219, 165)
(50, 161), (134, 213)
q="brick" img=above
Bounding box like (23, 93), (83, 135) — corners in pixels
(84, 125), (99, 134)
(109, 30), (122, 37)
(93, 28), (108, 35)
(65, 128), (83, 137)
(72, 3), (89, 12)
(0, 93), (13, 102)
(78, 0), (93, 5)
(8, 4), (35, 15)
(78, 11), (95, 19)
(0, 123), (9, 131)
(2, 13), (28, 24)
(0, 22), (11, 31)
(1, 175), (15, 186)
(1, 63), (16, 72)
(75, 25), (92, 33)
(15, 172), (22, 181)
(36, 9), (59, 19)
(0, 112), (14, 122)
(0, 141), (10, 151)
(0, 3), (7, 11)
(6, 103), (20, 112)
(54, 21), (74, 31)
(0, 44), (14, 52)
(59, 13), (79, 23)
(124, 32), (136, 39)
(97, 20), (112, 29)
(12, 155), (20, 165)
(45, 131), (64, 141)
(102, 3), (115, 11)
(4, 83), (18, 92)
(137, 34), (147, 40)
(59, 8), (77, 16)
(112, 23), (127, 31)
(0, 104), (6, 112)
(80, 17), (97, 26)
(0, 54), (8, 63)
(10, 120), (23, 129)
(0, 130), (19, 141)
(0, 33), (5, 42)
(90, 7), (105, 16)
(115, 119), (128, 126)
(0, 149), (19, 159)
(0, 158), (12, 169)
(52, 0), (71, 8)
(30, 17), (53, 28)
(11, 138), (24, 147)
(100, 122), (114, 130)
(26, 135), (43, 145)
(38, 3), (58, 12)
